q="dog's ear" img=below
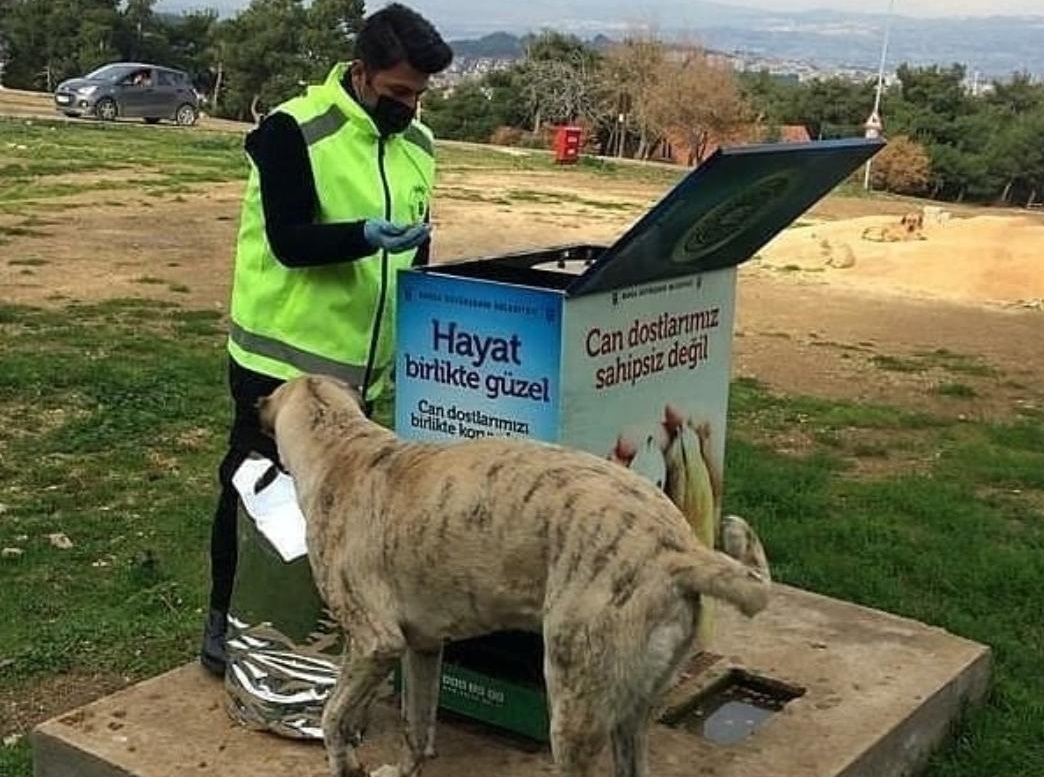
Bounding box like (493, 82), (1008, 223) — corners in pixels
(315, 374), (365, 412)
(332, 376), (362, 403)
(345, 383), (365, 411)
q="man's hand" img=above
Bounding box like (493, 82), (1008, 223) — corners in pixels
(363, 219), (431, 253)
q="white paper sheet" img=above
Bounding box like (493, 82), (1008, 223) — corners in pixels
(231, 457), (308, 563)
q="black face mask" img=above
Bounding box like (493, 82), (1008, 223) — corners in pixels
(371, 94), (415, 137)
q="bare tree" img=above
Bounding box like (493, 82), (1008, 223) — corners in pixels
(513, 29), (752, 161)
(521, 49), (599, 132)
(648, 47), (754, 165)
(598, 34), (667, 159)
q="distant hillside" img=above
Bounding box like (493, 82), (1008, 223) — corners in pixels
(450, 33), (523, 59)
(155, 1), (1044, 76)
(425, 1), (1044, 76)
(156, 0), (239, 15)
(694, 14), (1044, 76)
(450, 32), (615, 61)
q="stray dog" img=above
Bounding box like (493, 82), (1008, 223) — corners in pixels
(258, 374), (770, 777)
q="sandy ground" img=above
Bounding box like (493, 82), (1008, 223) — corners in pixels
(756, 212), (1044, 309)
(1, 174), (1041, 425)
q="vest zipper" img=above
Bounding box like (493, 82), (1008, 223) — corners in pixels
(360, 135), (391, 417)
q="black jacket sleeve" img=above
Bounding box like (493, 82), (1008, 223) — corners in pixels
(243, 112), (374, 268)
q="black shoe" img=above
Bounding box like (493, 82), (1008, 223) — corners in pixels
(200, 608), (228, 678)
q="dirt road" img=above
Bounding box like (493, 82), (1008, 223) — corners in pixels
(0, 86), (248, 132)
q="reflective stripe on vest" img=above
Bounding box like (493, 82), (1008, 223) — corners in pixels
(301, 103), (434, 159)
(229, 322), (368, 386)
(300, 104), (348, 145)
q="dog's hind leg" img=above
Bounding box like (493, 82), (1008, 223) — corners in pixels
(322, 630), (405, 777)
(396, 644), (444, 774)
(544, 630), (610, 777)
(610, 711), (650, 777)
(546, 692), (609, 777)
(609, 602), (698, 777)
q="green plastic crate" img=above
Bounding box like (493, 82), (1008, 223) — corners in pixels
(394, 633), (550, 742)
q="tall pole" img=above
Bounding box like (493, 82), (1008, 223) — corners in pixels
(864, 0), (895, 191)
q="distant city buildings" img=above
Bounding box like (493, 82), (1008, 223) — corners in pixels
(440, 34), (1029, 94)
(438, 44), (899, 90)
(433, 57), (517, 90)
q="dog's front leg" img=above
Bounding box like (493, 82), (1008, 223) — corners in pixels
(323, 640), (403, 777)
(373, 645), (444, 777)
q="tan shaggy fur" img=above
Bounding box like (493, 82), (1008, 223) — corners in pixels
(258, 374), (771, 777)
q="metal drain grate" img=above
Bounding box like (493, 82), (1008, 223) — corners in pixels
(662, 669), (805, 745)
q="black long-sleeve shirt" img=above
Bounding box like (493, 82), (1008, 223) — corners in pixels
(242, 83), (430, 269)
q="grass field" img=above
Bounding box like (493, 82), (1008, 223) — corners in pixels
(0, 115), (897, 218)
(0, 119), (247, 209)
(0, 117), (684, 210)
(1, 116), (1042, 776)
(1, 299), (1041, 775)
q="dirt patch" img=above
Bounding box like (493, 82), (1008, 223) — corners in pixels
(0, 168), (649, 309)
(825, 428), (940, 479)
(11, 168), (169, 189)
(431, 167), (659, 259)
(0, 182), (244, 309)
(732, 276), (1043, 421)
(803, 196), (995, 222)
(977, 486), (1044, 521)
(2, 165), (1042, 421)
(0, 672), (128, 737)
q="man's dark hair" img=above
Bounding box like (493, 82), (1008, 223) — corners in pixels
(354, 3), (453, 75)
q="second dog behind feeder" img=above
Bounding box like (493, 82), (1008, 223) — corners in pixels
(862, 210), (928, 243)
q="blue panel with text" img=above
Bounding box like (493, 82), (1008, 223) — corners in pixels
(395, 272), (563, 444)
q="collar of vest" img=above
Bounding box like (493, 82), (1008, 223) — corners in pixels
(321, 61), (381, 139)
(310, 62), (435, 162)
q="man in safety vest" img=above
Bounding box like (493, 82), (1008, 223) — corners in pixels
(200, 3), (453, 677)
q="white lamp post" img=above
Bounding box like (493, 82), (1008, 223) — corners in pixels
(864, 0), (896, 192)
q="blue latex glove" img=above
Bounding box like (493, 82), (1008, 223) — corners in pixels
(363, 218), (431, 253)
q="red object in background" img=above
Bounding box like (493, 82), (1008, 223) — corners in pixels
(553, 125), (582, 165)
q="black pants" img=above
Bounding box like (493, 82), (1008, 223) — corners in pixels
(208, 358), (285, 613)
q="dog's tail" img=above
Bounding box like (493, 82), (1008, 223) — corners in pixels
(669, 547), (770, 618)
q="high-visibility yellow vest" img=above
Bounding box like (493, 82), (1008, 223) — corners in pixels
(227, 61), (435, 401)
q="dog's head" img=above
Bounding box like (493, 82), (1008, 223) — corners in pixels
(257, 374), (365, 438)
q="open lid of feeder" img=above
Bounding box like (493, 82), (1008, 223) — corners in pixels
(564, 137), (885, 297)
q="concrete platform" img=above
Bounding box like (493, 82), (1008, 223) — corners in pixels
(31, 585), (990, 777)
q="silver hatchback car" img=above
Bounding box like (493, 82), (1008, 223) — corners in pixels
(54, 62), (201, 126)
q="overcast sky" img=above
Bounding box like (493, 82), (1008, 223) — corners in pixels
(158, 0), (1043, 17)
(728, 0), (1041, 15)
